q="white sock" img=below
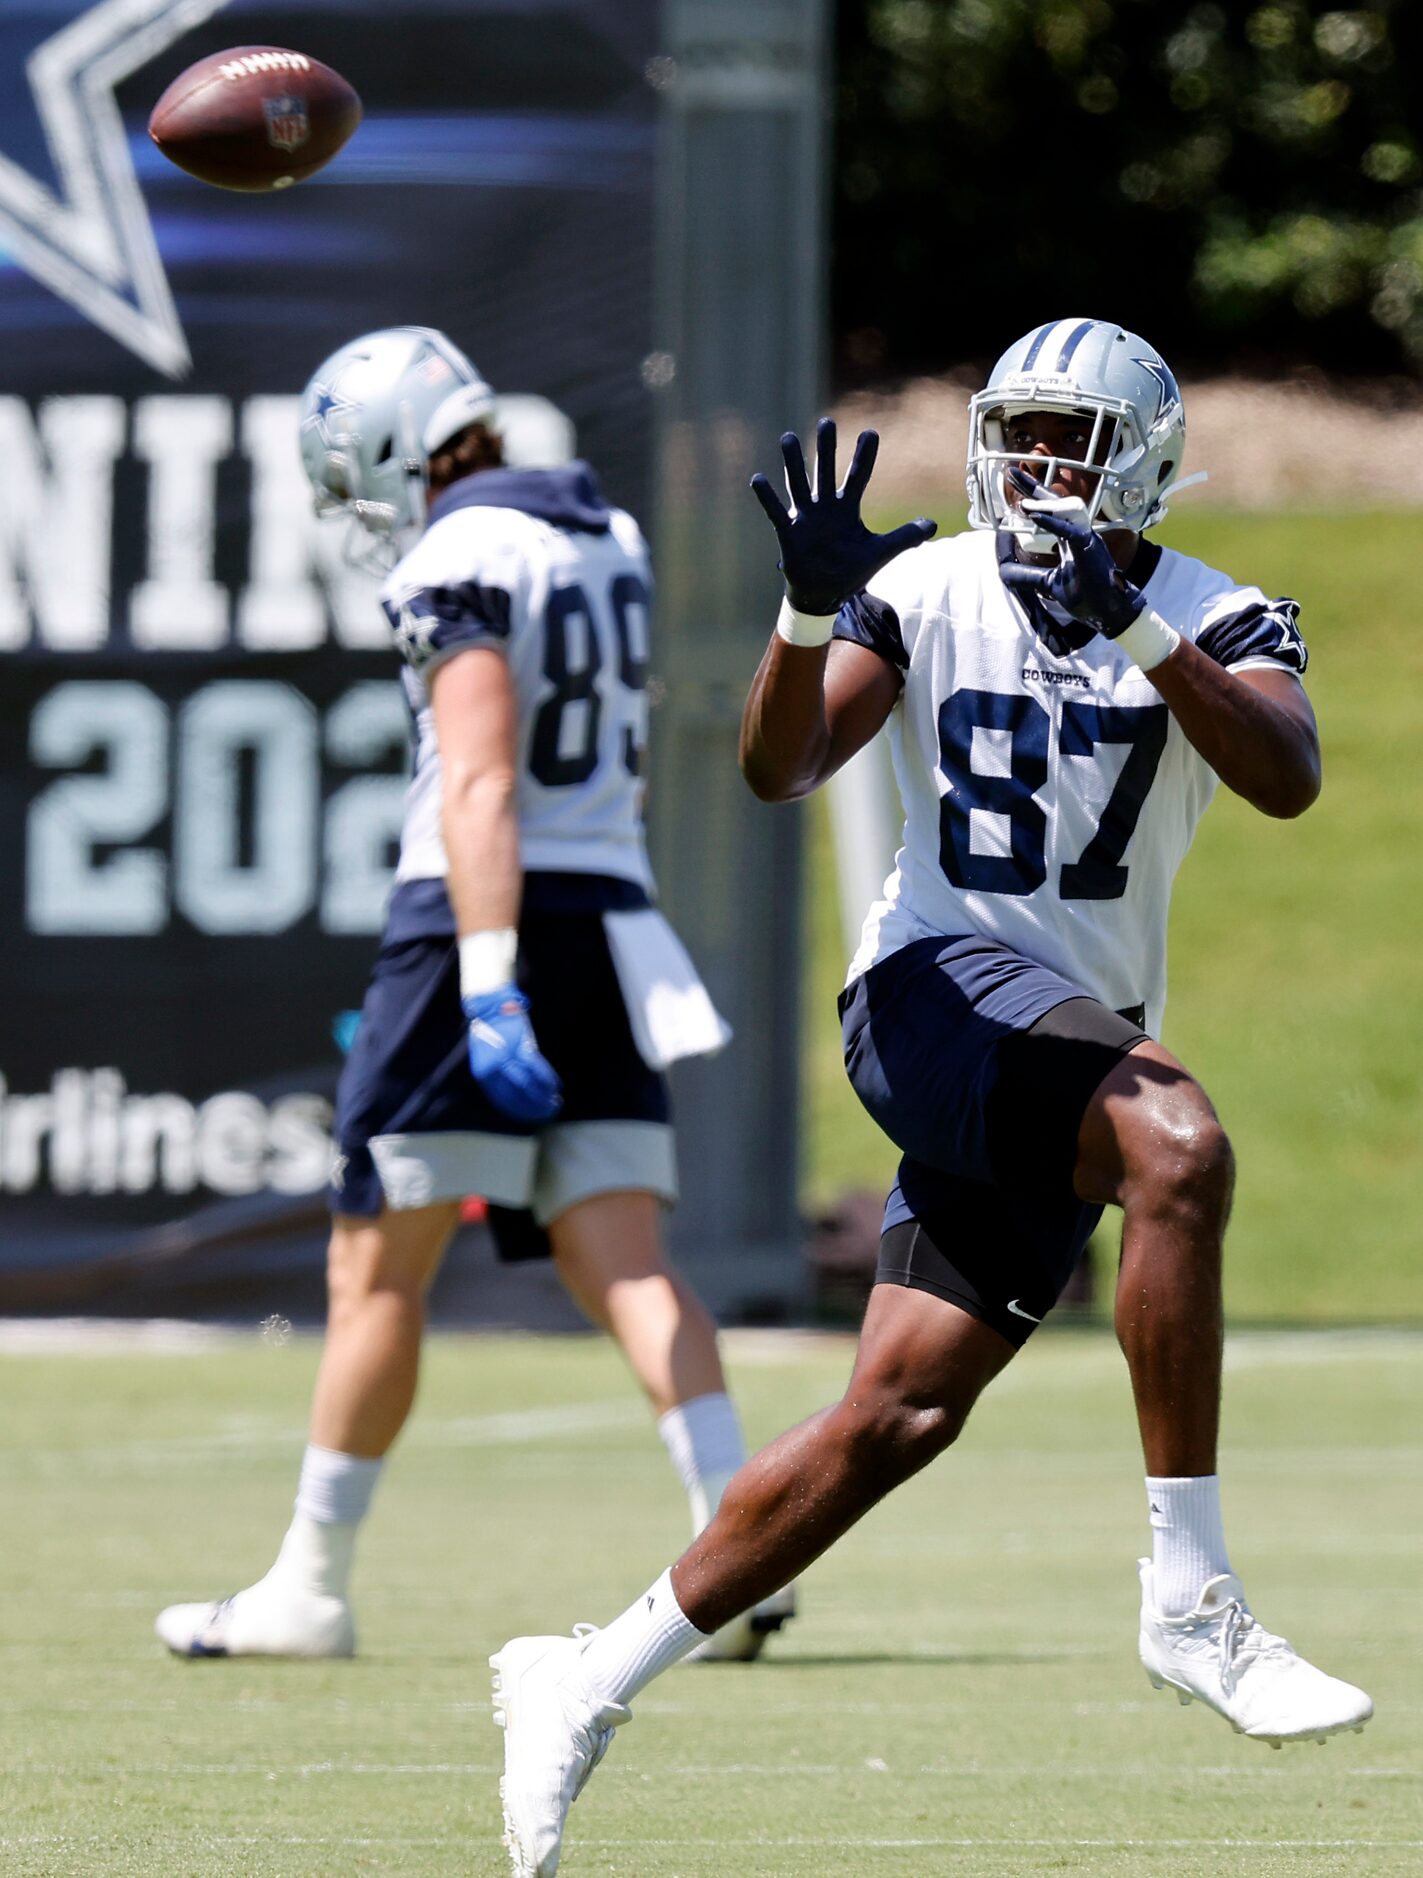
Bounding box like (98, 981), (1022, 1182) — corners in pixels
(579, 1568), (706, 1707)
(265, 1511), (359, 1601)
(263, 1445), (383, 1601)
(657, 1393), (746, 1533)
(294, 1443), (384, 1525)
(1146, 1474), (1232, 1617)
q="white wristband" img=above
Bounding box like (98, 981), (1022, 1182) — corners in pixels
(1113, 607), (1181, 672)
(459, 927), (518, 999)
(775, 596), (836, 647)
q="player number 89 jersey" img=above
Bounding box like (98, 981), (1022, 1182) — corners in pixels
(839, 529), (1309, 1036)
(379, 467), (654, 895)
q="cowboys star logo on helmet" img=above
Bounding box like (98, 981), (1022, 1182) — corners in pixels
(0, 0), (235, 378)
(302, 376), (362, 450)
(1132, 354), (1183, 422)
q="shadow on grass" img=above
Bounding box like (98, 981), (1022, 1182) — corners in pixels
(708, 1649), (1099, 1669)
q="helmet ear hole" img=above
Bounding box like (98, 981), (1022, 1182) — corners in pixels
(1158, 460), (1174, 486)
(373, 435), (393, 465)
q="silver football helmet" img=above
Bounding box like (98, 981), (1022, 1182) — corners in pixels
(299, 326), (496, 566)
(966, 319), (1202, 553)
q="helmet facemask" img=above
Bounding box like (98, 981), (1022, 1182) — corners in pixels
(965, 320), (1201, 555)
(968, 391), (1163, 553)
(317, 404), (428, 572)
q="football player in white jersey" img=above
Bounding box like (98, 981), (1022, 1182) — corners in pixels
(492, 319), (1370, 1877)
(155, 326), (792, 1665)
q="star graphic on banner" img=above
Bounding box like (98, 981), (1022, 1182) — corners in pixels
(0, 0), (234, 379)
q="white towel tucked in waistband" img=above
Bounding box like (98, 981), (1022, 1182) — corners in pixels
(602, 908), (733, 1071)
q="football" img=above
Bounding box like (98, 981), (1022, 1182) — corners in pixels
(148, 46), (361, 192)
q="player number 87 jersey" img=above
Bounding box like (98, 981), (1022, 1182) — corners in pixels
(841, 529), (1309, 1036)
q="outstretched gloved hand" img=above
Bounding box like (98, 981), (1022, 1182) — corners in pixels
(750, 418), (937, 616)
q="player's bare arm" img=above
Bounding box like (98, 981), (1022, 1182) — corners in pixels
(430, 642), (561, 1123)
(428, 645), (523, 933)
(1141, 651), (1320, 819)
(740, 419), (934, 800)
(1002, 463), (1320, 818)
(740, 637), (901, 801)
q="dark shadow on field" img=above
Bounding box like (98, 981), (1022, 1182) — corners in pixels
(700, 1650), (1098, 1668)
(0, 1203), (591, 1331)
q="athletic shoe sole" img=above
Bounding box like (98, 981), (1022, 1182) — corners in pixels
(1144, 1666), (1371, 1748)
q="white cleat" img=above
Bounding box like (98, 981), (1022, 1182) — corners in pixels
(490, 1628), (630, 1878)
(155, 1583), (355, 1659)
(1138, 1560), (1372, 1747)
(685, 1582), (798, 1663)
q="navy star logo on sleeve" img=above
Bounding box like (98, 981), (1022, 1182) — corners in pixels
(1274, 613), (1308, 670)
(0, 0), (234, 378)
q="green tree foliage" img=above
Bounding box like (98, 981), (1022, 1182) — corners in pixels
(834, 1), (1423, 377)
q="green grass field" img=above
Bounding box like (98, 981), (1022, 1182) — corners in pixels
(2, 510), (1416, 1875)
(2, 1327), (1419, 1875)
(804, 508), (1423, 1321)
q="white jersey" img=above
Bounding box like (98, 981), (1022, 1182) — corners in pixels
(842, 528), (1309, 1035)
(379, 465), (653, 893)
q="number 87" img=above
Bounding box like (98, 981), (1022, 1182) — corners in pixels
(936, 687), (1168, 901)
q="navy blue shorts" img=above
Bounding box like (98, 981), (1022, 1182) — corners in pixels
(840, 935), (1148, 1346)
(330, 873), (674, 1232)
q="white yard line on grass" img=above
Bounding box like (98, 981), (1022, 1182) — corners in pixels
(5, 1833), (1417, 1852)
(409, 1400), (647, 1446)
(1222, 1327), (1423, 1368)
(0, 1318), (1417, 1361)
(2, 1762), (495, 1777)
(581, 1839), (1423, 1852)
(5, 1759), (1409, 1780)
(0, 1317), (234, 1353)
(0, 1396), (646, 1474)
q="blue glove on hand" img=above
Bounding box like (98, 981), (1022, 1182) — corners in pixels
(998, 467), (1146, 637)
(462, 985), (563, 1124)
(750, 418), (937, 616)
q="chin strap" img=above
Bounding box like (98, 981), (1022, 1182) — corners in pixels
(1165, 469), (1210, 498)
(1150, 468), (1209, 526)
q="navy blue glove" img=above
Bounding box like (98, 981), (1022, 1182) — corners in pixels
(998, 467), (1146, 637)
(749, 418), (937, 616)
(462, 985), (563, 1124)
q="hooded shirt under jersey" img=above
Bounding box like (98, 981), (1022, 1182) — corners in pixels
(379, 463), (654, 903)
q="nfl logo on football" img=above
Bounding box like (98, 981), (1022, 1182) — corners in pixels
(263, 94), (310, 151)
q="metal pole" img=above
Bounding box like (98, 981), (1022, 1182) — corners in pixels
(645, 0), (829, 1316)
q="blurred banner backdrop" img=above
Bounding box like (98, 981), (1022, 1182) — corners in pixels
(0, 0), (660, 1304)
